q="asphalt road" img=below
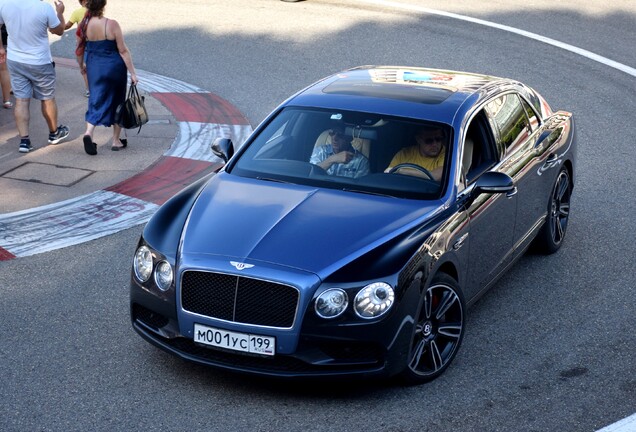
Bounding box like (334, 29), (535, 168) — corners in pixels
(1, 1), (635, 431)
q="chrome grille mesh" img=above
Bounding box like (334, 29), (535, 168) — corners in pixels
(181, 271), (299, 328)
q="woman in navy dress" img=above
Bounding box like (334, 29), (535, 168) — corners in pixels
(76, 0), (138, 155)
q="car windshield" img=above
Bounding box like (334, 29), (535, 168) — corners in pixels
(229, 107), (452, 200)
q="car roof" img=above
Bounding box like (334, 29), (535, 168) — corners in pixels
(285, 66), (513, 124)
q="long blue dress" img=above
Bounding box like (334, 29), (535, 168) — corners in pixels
(85, 39), (127, 126)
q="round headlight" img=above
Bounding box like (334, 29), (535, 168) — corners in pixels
(354, 282), (395, 319)
(154, 260), (173, 291)
(133, 245), (153, 282)
(315, 288), (348, 319)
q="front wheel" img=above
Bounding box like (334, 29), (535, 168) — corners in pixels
(400, 273), (465, 384)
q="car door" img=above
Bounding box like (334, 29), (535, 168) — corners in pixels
(485, 93), (554, 257)
(459, 107), (518, 301)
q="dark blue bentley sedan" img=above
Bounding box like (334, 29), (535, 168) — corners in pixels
(130, 66), (576, 384)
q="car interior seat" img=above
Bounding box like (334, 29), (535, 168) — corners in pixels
(462, 136), (474, 178)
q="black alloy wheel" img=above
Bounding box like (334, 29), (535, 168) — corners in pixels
(401, 273), (465, 384)
(534, 168), (571, 254)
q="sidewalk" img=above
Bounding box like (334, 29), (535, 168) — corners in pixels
(0, 58), (176, 214)
(0, 58), (252, 260)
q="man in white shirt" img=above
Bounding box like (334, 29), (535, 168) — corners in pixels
(0, 0), (70, 153)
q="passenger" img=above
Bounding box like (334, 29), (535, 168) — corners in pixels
(310, 126), (369, 178)
(385, 126), (446, 181)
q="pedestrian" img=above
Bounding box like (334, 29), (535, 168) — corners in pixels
(0, 0), (70, 154)
(76, 0), (138, 155)
(1, 24), (12, 109)
(65, 0), (89, 97)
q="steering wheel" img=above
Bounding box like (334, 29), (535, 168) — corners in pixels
(388, 163), (434, 180)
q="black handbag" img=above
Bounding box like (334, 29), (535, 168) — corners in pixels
(115, 83), (149, 133)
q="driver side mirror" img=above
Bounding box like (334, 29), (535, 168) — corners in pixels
(211, 138), (234, 163)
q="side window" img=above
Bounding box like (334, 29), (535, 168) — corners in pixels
(520, 98), (539, 132)
(462, 110), (499, 186)
(485, 93), (531, 154)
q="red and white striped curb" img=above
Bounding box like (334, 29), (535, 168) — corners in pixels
(0, 62), (252, 261)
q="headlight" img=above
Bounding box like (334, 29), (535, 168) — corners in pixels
(154, 260), (173, 291)
(315, 288), (348, 319)
(133, 245), (153, 282)
(354, 282), (395, 319)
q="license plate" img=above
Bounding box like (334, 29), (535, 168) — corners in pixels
(193, 323), (275, 356)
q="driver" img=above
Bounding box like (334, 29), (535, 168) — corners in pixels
(310, 126), (369, 178)
(385, 126), (446, 181)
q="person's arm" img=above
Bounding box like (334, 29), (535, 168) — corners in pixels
(316, 150), (354, 171)
(111, 20), (138, 84)
(384, 152), (402, 172)
(0, 46), (6, 65)
(49, 0), (66, 36)
(76, 32), (86, 75)
(65, 7), (83, 30)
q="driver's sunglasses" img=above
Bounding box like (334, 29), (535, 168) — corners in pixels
(419, 135), (445, 145)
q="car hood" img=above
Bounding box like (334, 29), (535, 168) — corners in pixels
(180, 173), (442, 276)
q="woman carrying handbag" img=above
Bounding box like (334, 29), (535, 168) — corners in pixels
(76, 0), (138, 155)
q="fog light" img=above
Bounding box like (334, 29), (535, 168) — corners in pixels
(133, 245), (153, 282)
(354, 282), (394, 319)
(315, 288), (348, 319)
(154, 261), (173, 291)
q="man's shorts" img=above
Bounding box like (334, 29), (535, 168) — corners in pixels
(6, 60), (56, 100)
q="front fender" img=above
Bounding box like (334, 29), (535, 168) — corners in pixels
(143, 173), (215, 257)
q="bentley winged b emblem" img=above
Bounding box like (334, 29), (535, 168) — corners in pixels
(230, 261), (254, 271)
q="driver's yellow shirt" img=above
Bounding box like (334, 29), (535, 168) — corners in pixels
(387, 146), (445, 171)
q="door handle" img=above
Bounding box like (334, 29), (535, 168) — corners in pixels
(452, 233), (469, 250)
(543, 153), (559, 169)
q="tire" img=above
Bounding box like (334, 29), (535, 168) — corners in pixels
(400, 273), (466, 384)
(533, 168), (571, 254)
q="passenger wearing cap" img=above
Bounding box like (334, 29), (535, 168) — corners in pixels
(310, 126), (369, 178)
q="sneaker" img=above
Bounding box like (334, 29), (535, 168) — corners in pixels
(19, 140), (33, 153)
(48, 125), (70, 145)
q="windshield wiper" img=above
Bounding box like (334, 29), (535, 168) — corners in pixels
(257, 177), (294, 184)
(341, 188), (395, 198)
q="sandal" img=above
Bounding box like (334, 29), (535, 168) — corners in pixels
(83, 135), (97, 155)
(3, 100), (12, 109)
(111, 139), (127, 151)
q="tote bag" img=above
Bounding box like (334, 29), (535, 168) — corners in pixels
(115, 83), (149, 133)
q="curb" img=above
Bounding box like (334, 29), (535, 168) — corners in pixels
(0, 58), (253, 261)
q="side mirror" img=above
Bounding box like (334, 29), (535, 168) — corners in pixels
(473, 171), (515, 195)
(211, 138), (234, 163)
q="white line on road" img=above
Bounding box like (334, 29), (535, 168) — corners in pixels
(352, 0), (636, 78)
(596, 412), (636, 432)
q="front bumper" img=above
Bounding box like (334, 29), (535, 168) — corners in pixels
(130, 276), (420, 378)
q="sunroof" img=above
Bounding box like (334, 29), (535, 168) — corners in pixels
(322, 68), (485, 104)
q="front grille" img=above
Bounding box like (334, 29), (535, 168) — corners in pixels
(181, 271), (299, 328)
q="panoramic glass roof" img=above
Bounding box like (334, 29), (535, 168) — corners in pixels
(322, 67), (493, 104)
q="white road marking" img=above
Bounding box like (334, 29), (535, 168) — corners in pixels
(353, 0), (636, 77)
(596, 412), (636, 432)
